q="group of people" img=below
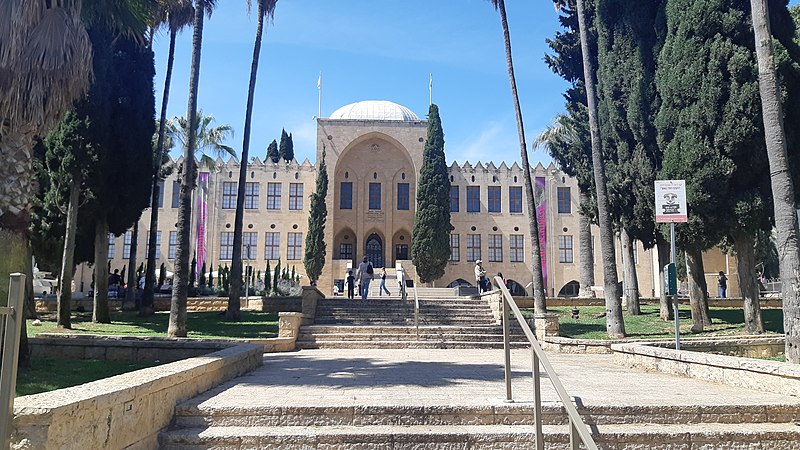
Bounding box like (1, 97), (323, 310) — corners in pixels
(344, 256), (392, 300)
(474, 260), (502, 293)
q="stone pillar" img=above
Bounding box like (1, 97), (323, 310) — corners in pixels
(533, 313), (560, 341)
(278, 312), (304, 338)
(301, 285), (324, 319)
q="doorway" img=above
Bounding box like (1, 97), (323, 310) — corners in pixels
(365, 234), (384, 268)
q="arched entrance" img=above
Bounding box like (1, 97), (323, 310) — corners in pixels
(365, 234), (384, 268)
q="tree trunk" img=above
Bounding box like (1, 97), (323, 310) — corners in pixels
(125, 220), (142, 308)
(144, 27), (178, 317)
(576, 0), (625, 338)
(496, 0), (547, 313)
(621, 228), (641, 315)
(685, 249), (711, 332)
(24, 244), (37, 319)
(749, 0), (800, 363)
(656, 235), (672, 320)
(230, 3), (266, 322)
(58, 181), (81, 328)
(577, 191), (595, 298)
(733, 230), (764, 334)
(170, 0), (206, 337)
(93, 217), (111, 323)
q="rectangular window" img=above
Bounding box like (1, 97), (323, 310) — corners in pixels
(559, 235), (574, 263)
(171, 181), (181, 208)
(467, 234), (481, 262)
(267, 182), (281, 210)
(146, 231), (161, 257)
(488, 186), (501, 213)
(287, 232), (303, 260)
(510, 235), (524, 262)
(264, 232), (280, 260)
(339, 243), (353, 260)
(107, 234), (116, 259)
(122, 231), (132, 259)
(340, 182), (353, 209)
(157, 180), (165, 208)
(168, 231), (177, 260)
(509, 186), (523, 213)
(397, 183), (409, 210)
(245, 182), (259, 209)
(220, 232), (234, 260)
(488, 234), (503, 262)
(449, 234), (460, 262)
(242, 232), (258, 259)
(369, 183), (381, 210)
(557, 186), (571, 214)
(450, 185), (459, 212)
(467, 186), (480, 212)
(222, 182), (237, 209)
(289, 183), (303, 210)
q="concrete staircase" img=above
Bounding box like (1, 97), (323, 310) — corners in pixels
(160, 401), (800, 449)
(297, 294), (529, 349)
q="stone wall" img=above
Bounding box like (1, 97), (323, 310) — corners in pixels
(612, 339), (797, 397)
(29, 334), (235, 363)
(12, 343), (263, 450)
(246, 296), (302, 313)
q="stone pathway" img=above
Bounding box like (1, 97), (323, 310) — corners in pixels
(183, 348), (799, 410)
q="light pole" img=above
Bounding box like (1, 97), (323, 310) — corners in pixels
(245, 243), (251, 302)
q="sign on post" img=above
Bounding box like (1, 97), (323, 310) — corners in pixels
(655, 180), (688, 223)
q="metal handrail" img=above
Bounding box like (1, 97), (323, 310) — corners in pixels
(495, 276), (598, 450)
(412, 281), (420, 340)
(1, 273), (26, 450)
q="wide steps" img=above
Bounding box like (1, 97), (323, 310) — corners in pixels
(159, 422), (800, 449)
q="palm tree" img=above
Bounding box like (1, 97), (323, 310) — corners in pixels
(228, 0), (278, 321)
(486, 0), (547, 314)
(554, 0), (625, 337)
(140, 0), (196, 316)
(748, 0), (800, 363)
(168, 107), (233, 337)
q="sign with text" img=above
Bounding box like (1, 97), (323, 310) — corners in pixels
(655, 180), (687, 223)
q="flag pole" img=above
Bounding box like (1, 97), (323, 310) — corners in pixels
(318, 72), (322, 118)
(429, 73), (433, 105)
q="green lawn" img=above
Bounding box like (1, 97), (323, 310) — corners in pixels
(28, 310), (279, 339)
(16, 359), (160, 397)
(523, 304), (784, 340)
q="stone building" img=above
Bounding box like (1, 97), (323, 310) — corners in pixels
(80, 100), (738, 298)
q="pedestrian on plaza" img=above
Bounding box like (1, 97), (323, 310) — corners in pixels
(495, 272), (506, 290)
(346, 270), (355, 299)
(474, 260), (487, 293)
(378, 267), (390, 296)
(356, 256), (374, 300)
(717, 271), (728, 298)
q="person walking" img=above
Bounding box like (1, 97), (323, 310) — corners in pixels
(378, 267), (391, 296)
(346, 270), (355, 299)
(356, 256), (374, 300)
(717, 271), (728, 298)
(474, 260), (487, 293)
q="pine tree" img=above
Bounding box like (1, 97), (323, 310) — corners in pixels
(304, 149), (328, 283)
(412, 104), (452, 283)
(267, 139), (279, 163)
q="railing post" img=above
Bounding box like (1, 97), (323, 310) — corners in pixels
(532, 351), (543, 450)
(569, 419), (580, 450)
(1, 273), (26, 450)
(502, 293), (512, 402)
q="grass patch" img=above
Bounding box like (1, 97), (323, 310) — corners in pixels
(28, 310), (279, 339)
(16, 359), (159, 397)
(760, 355), (786, 362)
(522, 304), (783, 340)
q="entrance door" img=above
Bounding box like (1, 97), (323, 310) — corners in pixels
(365, 234), (384, 268)
(395, 244), (409, 261)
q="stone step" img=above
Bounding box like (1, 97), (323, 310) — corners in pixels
(159, 422), (800, 450)
(295, 340), (526, 349)
(170, 403), (800, 428)
(300, 325), (517, 334)
(312, 319), (498, 326)
(297, 333), (518, 342)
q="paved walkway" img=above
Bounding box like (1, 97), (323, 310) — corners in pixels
(185, 348), (799, 410)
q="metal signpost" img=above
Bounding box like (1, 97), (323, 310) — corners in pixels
(655, 180), (688, 350)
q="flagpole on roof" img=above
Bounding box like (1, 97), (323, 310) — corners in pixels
(317, 72), (322, 118)
(429, 73), (433, 106)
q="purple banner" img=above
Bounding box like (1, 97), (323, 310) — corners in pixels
(535, 177), (548, 292)
(195, 172), (210, 273)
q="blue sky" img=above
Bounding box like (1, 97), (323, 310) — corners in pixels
(152, 1), (569, 167)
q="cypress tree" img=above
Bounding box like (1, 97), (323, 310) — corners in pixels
(199, 261), (207, 286)
(412, 104), (452, 283)
(273, 260), (281, 292)
(278, 129), (290, 163)
(267, 139), (279, 163)
(208, 263), (215, 288)
(189, 256), (197, 287)
(304, 149), (328, 283)
(158, 263), (166, 287)
(265, 260), (272, 294)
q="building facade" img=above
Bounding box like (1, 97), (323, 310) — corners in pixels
(80, 100), (737, 298)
